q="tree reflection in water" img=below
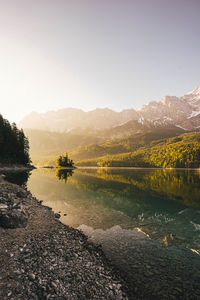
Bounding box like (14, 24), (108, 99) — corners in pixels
(1, 171), (31, 188)
(55, 169), (74, 183)
(27, 168), (200, 252)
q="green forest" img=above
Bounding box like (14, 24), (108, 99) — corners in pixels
(25, 124), (200, 169)
(0, 114), (30, 165)
(25, 125), (183, 166)
(70, 126), (183, 161)
(76, 132), (200, 168)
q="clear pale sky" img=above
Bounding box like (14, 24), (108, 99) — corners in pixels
(0, 0), (200, 123)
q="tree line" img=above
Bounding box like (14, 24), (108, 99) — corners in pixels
(0, 114), (30, 165)
(76, 132), (200, 168)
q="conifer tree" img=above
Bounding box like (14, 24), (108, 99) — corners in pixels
(0, 114), (31, 165)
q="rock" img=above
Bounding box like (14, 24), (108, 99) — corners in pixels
(51, 281), (57, 289)
(16, 191), (26, 198)
(0, 204), (8, 210)
(0, 207), (28, 228)
(54, 213), (61, 219)
(28, 273), (36, 280)
(174, 287), (182, 293)
(0, 174), (6, 180)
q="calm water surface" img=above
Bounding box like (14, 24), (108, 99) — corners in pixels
(26, 168), (200, 253)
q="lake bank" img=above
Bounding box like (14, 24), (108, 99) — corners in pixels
(0, 165), (35, 171)
(76, 166), (200, 170)
(0, 176), (127, 299)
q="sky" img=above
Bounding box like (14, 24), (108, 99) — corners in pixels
(0, 0), (200, 123)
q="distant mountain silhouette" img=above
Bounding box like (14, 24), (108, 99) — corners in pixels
(19, 86), (200, 132)
(20, 108), (139, 132)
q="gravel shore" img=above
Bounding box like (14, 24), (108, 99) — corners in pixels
(0, 166), (35, 173)
(0, 176), (128, 299)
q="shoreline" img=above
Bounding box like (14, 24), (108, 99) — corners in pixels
(29, 165), (200, 171)
(0, 176), (128, 299)
(0, 165), (36, 172)
(76, 166), (200, 170)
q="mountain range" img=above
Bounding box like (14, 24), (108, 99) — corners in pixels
(17, 86), (200, 166)
(19, 86), (200, 132)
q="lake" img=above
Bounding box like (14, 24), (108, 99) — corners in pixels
(3, 167), (200, 297)
(26, 168), (200, 252)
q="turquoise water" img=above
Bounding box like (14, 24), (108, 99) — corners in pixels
(26, 168), (200, 253)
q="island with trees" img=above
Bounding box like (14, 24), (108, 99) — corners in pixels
(56, 152), (75, 169)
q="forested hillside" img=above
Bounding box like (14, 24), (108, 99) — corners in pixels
(77, 132), (200, 168)
(24, 118), (200, 169)
(0, 114), (30, 165)
(70, 126), (183, 161)
(25, 125), (183, 166)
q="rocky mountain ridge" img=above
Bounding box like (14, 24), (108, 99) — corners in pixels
(19, 86), (200, 132)
(139, 86), (200, 130)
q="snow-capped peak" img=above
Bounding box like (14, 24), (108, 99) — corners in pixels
(182, 86), (200, 107)
(191, 86), (200, 98)
(186, 86), (200, 96)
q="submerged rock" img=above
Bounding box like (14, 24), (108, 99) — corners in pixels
(54, 213), (61, 219)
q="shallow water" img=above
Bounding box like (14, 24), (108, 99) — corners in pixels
(25, 168), (200, 253)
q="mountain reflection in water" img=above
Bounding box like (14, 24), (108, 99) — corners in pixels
(26, 167), (200, 253)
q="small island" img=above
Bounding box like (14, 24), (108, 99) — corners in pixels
(56, 153), (75, 169)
